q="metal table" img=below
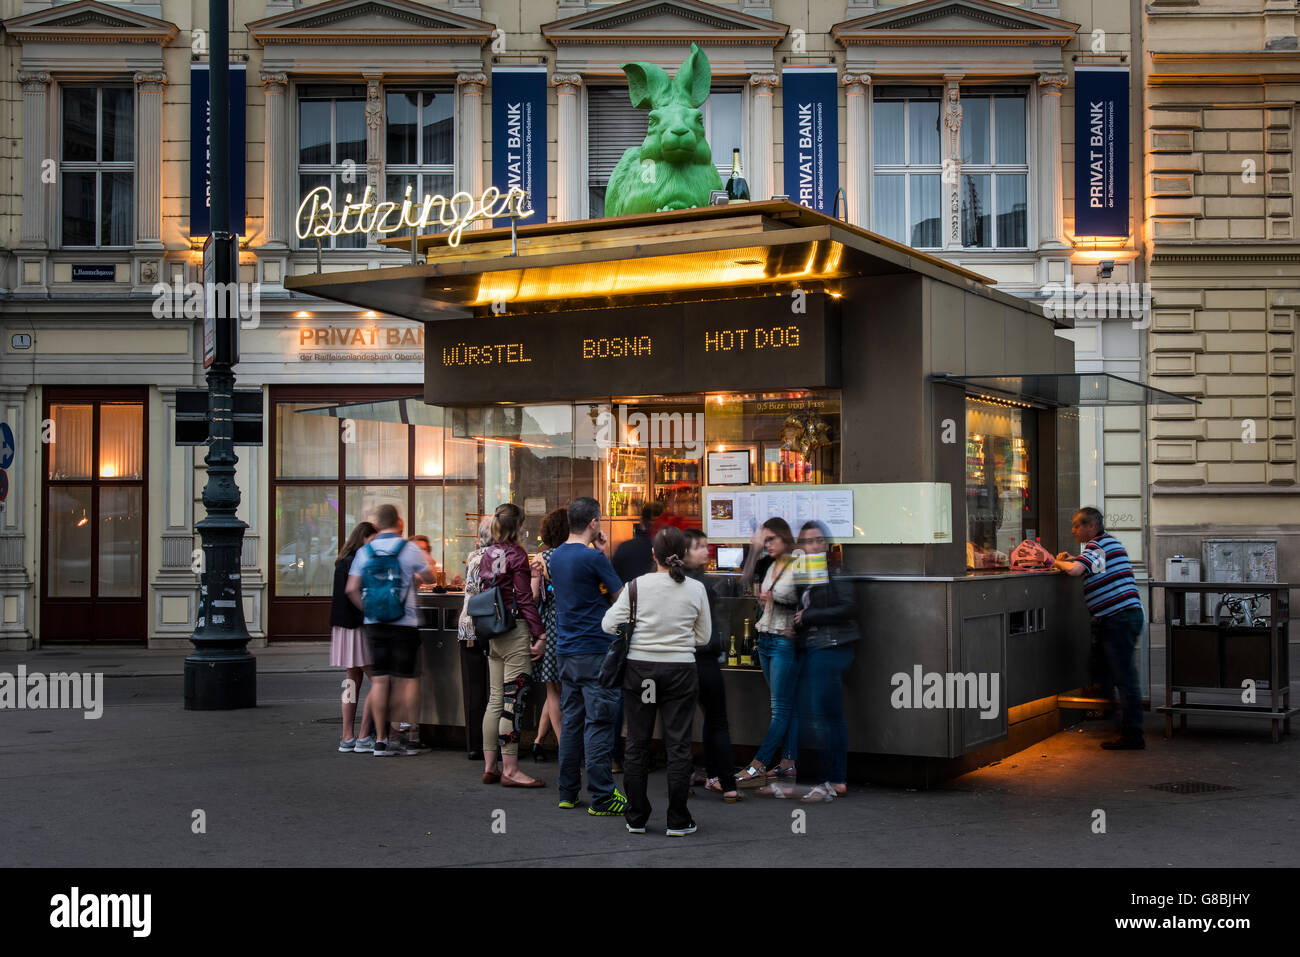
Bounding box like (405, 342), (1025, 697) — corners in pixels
(1150, 580), (1295, 742)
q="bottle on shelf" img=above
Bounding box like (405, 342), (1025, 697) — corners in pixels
(727, 634), (739, 668)
(740, 618), (754, 667)
(724, 148), (751, 201)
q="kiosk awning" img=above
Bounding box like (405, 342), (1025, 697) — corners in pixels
(932, 373), (1199, 407)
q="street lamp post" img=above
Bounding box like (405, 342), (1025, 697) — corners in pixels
(184, 0), (256, 709)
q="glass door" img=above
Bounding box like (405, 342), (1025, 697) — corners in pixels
(41, 389), (147, 642)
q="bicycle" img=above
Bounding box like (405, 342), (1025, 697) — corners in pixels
(1214, 593), (1269, 628)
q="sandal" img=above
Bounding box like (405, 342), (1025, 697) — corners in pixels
(769, 765), (797, 780)
(735, 761), (767, 788)
(800, 783), (836, 803)
(756, 783), (796, 798)
(691, 770), (709, 786)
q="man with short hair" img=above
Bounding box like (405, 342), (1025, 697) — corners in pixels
(1055, 507), (1146, 750)
(549, 496), (628, 815)
(612, 503), (663, 584)
(346, 504), (436, 756)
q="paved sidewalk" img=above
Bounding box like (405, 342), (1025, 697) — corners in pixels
(1, 644), (1296, 867)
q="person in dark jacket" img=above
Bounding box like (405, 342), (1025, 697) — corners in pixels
(791, 521), (859, 802)
(612, 503), (664, 584)
(332, 521), (377, 752)
(683, 529), (739, 802)
(479, 502), (548, 788)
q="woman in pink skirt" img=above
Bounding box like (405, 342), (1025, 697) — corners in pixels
(332, 521), (377, 751)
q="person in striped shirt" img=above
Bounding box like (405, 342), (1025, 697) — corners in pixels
(1054, 507), (1146, 750)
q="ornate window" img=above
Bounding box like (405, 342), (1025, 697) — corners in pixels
(60, 87), (134, 247)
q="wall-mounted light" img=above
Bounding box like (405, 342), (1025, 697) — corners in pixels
(1097, 260), (1115, 279)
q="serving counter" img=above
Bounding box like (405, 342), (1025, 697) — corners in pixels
(415, 569), (1091, 783)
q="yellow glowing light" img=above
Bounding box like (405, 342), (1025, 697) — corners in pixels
(471, 243), (847, 306)
(296, 311), (312, 319)
(364, 311), (378, 318)
(100, 465), (117, 478)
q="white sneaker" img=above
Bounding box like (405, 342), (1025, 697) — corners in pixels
(665, 820), (698, 837)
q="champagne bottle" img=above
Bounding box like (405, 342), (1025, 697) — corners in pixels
(725, 148), (751, 201)
(727, 634), (739, 668)
(740, 618), (754, 667)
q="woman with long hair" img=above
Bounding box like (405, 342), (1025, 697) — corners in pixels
(332, 521), (377, 752)
(528, 507), (569, 761)
(790, 521), (858, 802)
(602, 526), (711, 836)
(735, 516), (802, 787)
(479, 503), (548, 788)
(458, 516), (495, 760)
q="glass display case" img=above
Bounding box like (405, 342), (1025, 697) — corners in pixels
(965, 396), (1037, 568)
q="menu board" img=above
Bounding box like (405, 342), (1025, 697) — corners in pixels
(424, 295), (838, 405)
(706, 487), (854, 539)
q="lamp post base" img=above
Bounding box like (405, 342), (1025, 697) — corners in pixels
(184, 652), (257, 710)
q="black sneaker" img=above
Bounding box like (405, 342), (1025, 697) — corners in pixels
(400, 737), (431, 755)
(373, 739), (400, 757)
(1101, 735), (1145, 750)
(588, 789), (628, 816)
(666, 819), (698, 837)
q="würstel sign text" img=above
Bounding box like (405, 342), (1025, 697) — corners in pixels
(295, 184), (532, 247)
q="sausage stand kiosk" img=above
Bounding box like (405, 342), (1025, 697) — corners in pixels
(287, 200), (1195, 784)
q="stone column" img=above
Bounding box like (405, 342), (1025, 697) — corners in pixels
(842, 73), (871, 227)
(457, 72), (486, 198)
(259, 71), (289, 246)
(364, 74), (384, 245)
(20, 71), (51, 248)
(747, 73), (778, 201)
(1037, 73), (1069, 248)
(552, 73), (583, 221)
(133, 71), (166, 248)
(942, 74), (963, 250)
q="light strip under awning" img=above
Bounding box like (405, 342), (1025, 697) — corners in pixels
(932, 373), (1199, 407)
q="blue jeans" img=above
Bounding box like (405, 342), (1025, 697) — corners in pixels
(797, 644), (854, 783)
(1095, 608), (1145, 739)
(754, 633), (803, 767)
(557, 652), (621, 803)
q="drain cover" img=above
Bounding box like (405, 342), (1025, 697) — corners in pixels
(1149, 781), (1237, 794)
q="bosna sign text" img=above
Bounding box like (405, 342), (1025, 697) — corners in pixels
(295, 184), (533, 248)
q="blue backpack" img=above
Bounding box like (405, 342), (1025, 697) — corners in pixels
(360, 539), (409, 623)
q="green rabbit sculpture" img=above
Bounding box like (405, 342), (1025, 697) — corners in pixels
(604, 43), (724, 217)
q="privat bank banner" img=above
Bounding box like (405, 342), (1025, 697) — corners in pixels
(190, 62), (247, 237)
(491, 67), (547, 226)
(1074, 66), (1129, 237)
(782, 68), (839, 215)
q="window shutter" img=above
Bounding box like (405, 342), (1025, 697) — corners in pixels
(587, 87), (649, 186)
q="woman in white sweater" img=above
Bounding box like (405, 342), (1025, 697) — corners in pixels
(602, 526), (711, 836)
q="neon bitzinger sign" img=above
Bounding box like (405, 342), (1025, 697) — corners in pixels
(295, 184), (532, 248)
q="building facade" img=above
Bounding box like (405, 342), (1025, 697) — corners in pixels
(1145, 0), (1300, 598)
(0, 0), (1157, 647)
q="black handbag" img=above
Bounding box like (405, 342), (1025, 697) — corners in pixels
(598, 579), (638, 689)
(467, 546), (518, 640)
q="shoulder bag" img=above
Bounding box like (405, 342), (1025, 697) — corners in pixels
(598, 578), (638, 689)
(466, 545), (518, 640)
